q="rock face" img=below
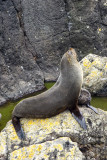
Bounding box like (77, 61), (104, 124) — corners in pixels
(66, 0), (107, 58)
(0, 107), (107, 160)
(80, 54), (107, 96)
(0, 0), (45, 105)
(0, 0), (107, 105)
(20, 0), (70, 80)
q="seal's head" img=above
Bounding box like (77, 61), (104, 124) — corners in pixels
(61, 48), (78, 69)
(66, 48), (78, 64)
(67, 48), (77, 58)
(60, 48), (79, 74)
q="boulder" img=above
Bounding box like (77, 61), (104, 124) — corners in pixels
(8, 138), (84, 160)
(80, 54), (107, 96)
(0, 107), (107, 160)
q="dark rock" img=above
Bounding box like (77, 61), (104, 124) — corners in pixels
(20, 0), (71, 80)
(0, 0), (107, 105)
(66, 0), (107, 58)
(0, 0), (44, 105)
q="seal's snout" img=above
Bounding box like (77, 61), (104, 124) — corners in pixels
(67, 48), (78, 60)
(68, 50), (72, 55)
(68, 48), (75, 55)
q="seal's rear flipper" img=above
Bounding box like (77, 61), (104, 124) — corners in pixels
(69, 108), (87, 130)
(12, 116), (25, 140)
(86, 104), (98, 114)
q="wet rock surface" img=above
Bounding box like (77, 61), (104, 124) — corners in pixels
(0, 107), (107, 160)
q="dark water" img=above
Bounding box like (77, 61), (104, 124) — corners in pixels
(0, 82), (107, 131)
(91, 97), (107, 111)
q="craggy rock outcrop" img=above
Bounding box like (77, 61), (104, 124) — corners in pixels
(66, 0), (107, 58)
(0, 107), (107, 160)
(0, 0), (44, 105)
(80, 54), (107, 96)
(20, 0), (70, 80)
(0, 0), (107, 105)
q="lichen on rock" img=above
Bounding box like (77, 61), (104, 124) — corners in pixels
(80, 54), (107, 96)
(0, 107), (107, 160)
(9, 137), (84, 160)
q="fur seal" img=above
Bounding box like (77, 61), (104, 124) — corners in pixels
(12, 48), (87, 140)
(78, 88), (98, 113)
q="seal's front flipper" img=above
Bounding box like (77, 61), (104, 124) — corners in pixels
(69, 108), (87, 130)
(12, 116), (25, 140)
(86, 104), (98, 114)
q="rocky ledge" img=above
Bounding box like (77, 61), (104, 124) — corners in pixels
(0, 107), (107, 160)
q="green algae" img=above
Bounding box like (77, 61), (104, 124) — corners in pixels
(91, 97), (107, 111)
(0, 102), (18, 131)
(0, 82), (107, 131)
(44, 82), (55, 89)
